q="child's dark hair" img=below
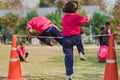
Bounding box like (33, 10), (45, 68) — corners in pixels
(20, 41), (25, 45)
(100, 27), (105, 31)
(105, 22), (110, 26)
(63, 1), (78, 13)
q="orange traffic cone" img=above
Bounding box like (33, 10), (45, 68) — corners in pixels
(104, 35), (118, 80)
(3, 35), (30, 80)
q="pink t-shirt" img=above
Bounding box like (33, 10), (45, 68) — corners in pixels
(107, 29), (111, 35)
(27, 16), (53, 34)
(18, 47), (26, 55)
(62, 13), (89, 36)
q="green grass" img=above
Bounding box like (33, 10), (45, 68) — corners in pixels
(0, 45), (120, 80)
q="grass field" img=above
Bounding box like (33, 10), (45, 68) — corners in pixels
(0, 44), (120, 80)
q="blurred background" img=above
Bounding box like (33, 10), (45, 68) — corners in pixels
(0, 0), (120, 45)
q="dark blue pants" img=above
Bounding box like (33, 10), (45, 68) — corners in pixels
(38, 26), (62, 45)
(62, 35), (82, 75)
(76, 40), (84, 55)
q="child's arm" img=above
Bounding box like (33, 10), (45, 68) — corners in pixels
(96, 37), (99, 46)
(19, 53), (28, 62)
(28, 28), (33, 40)
(27, 21), (33, 40)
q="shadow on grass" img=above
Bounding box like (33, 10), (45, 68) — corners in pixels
(0, 74), (104, 80)
(0, 76), (6, 80)
(82, 73), (103, 80)
(0, 75), (65, 80)
(23, 75), (66, 80)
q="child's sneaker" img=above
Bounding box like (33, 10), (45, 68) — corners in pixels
(80, 57), (87, 60)
(67, 75), (72, 80)
(80, 52), (87, 60)
(68, 78), (72, 80)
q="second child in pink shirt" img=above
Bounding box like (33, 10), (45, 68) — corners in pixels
(18, 41), (29, 62)
(27, 16), (62, 46)
(62, 1), (89, 80)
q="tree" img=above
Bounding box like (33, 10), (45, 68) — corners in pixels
(83, 0), (106, 10)
(39, 0), (83, 12)
(16, 10), (39, 35)
(90, 12), (108, 34)
(111, 0), (120, 21)
(56, 0), (83, 12)
(0, 12), (19, 34)
(2, 0), (23, 9)
(45, 11), (62, 29)
(39, 0), (56, 7)
(109, 1), (120, 43)
(0, 0), (2, 5)
(1, 0), (27, 34)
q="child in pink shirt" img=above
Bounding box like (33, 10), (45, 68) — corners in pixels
(105, 22), (112, 35)
(18, 41), (29, 62)
(27, 16), (62, 46)
(62, 1), (89, 80)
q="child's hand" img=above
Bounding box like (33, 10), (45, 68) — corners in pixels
(96, 43), (99, 46)
(28, 28), (33, 33)
(27, 29), (32, 41)
(49, 42), (54, 46)
(86, 13), (91, 20)
(27, 36), (31, 41)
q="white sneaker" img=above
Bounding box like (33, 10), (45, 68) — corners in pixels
(68, 78), (72, 80)
(80, 53), (87, 60)
(67, 75), (72, 80)
(80, 57), (87, 60)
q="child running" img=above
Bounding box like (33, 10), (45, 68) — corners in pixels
(27, 16), (62, 46)
(62, 1), (89, 80)
(18, 41), (29, 62)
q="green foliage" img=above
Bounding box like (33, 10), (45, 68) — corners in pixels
(77, 0), (84, 9)
(26, 10), (38, 21)
(83, 0), (106, 10)
(110, 19), (120, 30)
(82, 27), (89, 35)
(0, 0), (5, 9)
(80, 10), (87, 16)
(39, 0), (56, 7)
(110, 0), (120, 42)
(45, 11), (62, 30)
(0, 12), (19, 34)
(0, 12), (19, 27)
(90, 12), (108, 34)
(79, 10), (89, 35)
(2, 0), (23, 9)
(16, 10), (38, 35)
(109, 19), (120, 44)
(56, 0), (83, 12)
(111, 1), (120, 20)
(78, 12), (109, 37)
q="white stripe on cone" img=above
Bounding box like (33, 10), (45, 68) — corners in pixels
(10, 58), (19, 62)
(106, 59), (116, 63)
(11, 47), (17, 50)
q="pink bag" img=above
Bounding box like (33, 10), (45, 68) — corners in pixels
(98, 45), (108, 60)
